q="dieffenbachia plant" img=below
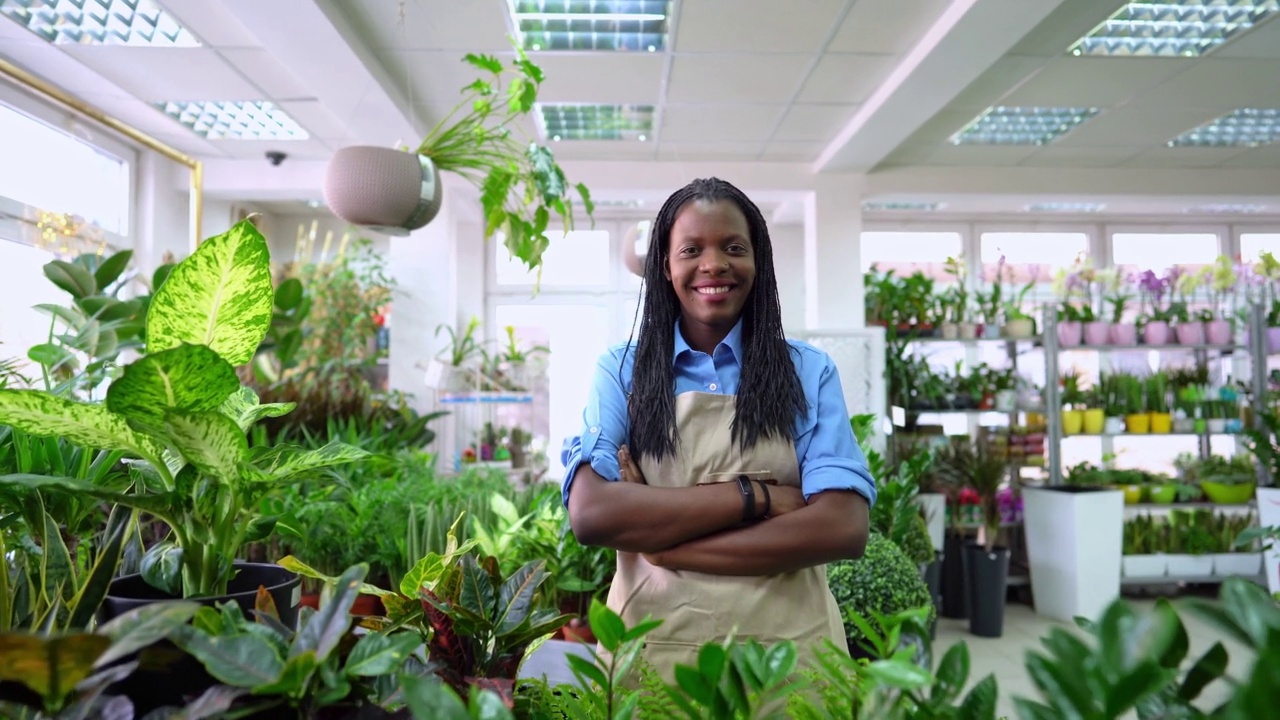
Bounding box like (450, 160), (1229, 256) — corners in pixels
(0, 220), (369, 598)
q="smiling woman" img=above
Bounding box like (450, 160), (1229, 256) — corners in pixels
(560, 177), (876, 683)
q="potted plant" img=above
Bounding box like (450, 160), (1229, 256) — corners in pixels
(1136, 269), (1174, 345)
(1102, 268), (1136, 345)
(936, 438), (1010, 637)
(1171, 267), (1207, 345)
(496, 325), (549, 391)
(978, 256), (1006, 339)
(1166, 509), (1216, 577)
(1121, 373), (1150, 434)
(1082, 383), (1105, 435)
(1098, 372), (1127, 435)
(826, 533), (935, 657)
(1122, 513), (1168, 579)
(1148, 371), (1172, 434)
(1060, 369), (1086, 435)
(1211, 511), (1263, 578)
(0, 220), (369, 624)
(1206, 255), (1238, 345)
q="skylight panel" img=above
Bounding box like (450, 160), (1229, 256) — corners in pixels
(950, 107), (1100, 146)
(1067, 1), (1280, 57)
(538, 104), (654, 141)
(507, 0), (671, 52)
(154, 101), (309, 141)
(1167, 108), (1280, 147)
(0, 0), (200, 47)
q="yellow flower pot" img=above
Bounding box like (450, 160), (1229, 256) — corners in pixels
(1125, 413), (1151, 434)
(1082, 408), (1105, 435)
(1119, 484), (1144, 504)
(1150, 412), (1173, 434)
(1062, 409), (1084, 436)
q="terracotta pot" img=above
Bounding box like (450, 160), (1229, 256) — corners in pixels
(1057, 321), (1083, 347)
(1083, 321), (1110, 345)
(1143, 321), (1170, 345)
(1176, 322), (1205, 345)
(1110, 323), (1138, 346)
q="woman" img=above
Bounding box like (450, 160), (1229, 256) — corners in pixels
(561, 177), (876, 679)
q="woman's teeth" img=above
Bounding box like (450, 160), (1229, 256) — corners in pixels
(696, 286), (731, 295)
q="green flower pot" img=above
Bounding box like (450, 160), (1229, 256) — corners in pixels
(1147, 484), (1178, 504)
(1200, 480), (1256, 505)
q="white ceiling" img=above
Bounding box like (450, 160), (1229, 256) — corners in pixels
(0, 0), (1278, 216)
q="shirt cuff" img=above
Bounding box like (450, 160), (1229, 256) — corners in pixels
(560, 437), (622, 506)
(803, 465), (877, 506)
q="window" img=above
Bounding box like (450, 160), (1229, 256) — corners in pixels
(1240, 233), (1280, 263)
(860, 231), (962, 280)
(980, 231), (1090, 311)
(0, 239), (66, 383)
(0, 102), (131, 235)
(493, 229), (611, 287)
(1111, 232), (1219, 272)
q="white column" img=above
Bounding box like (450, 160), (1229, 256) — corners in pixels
(388, 201), (457, 414)
(804, 174), (866, 330)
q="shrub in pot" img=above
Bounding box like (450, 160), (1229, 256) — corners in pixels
(0, 221), (368, 618)
(826, 533), (935, 657)
(1122, 513), (1167, 579)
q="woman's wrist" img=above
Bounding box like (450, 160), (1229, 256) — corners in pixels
(753, 479), (771, 519)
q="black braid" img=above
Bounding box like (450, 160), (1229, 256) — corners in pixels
(621, 177), (807, 462)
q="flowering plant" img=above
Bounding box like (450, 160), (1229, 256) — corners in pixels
(1099, 268), (1132, 324)
(1137, 269), (1174, 323)
(943, 255), (969, 324)
(1255, 252), (1280, 325)
(1207, 255), (1237, 322)
(978, 255), (1006, 326)
(1053, 258), (1097, 323)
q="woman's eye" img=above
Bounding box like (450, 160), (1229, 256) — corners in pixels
(728, 244), (748, 254)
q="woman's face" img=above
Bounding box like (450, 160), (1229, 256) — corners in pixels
(665, 199), (756, 334)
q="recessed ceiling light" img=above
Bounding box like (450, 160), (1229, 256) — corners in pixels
(305, 200), (322, 208)
(537, 104), (654, 141)
(507, 0), (671, 51)
(861, 201), (946, 212)
(1026, 202), (1107, 213)
(154, 101), (309, 140)
(1167, 108), (1280, 147)
(0, 0), (200, 47)
(1186, 203), (1267, 214)
(1067, 0), (1280, 57)
(950, 106), (1100, 145)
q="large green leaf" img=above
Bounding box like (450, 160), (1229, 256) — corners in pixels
(343, 632), (422, 677)
(0, 633), (110, 701)
(67, 504), (135, 630)
(163, 410), (248, 482)
(400, 673), (470, 720)
(147, 220), (274, 366)
(106, 344), (240, 436)
(292, 564), (365, 664)
(170, 626), (284, 688)
(93, 250), (133, 291)
(0, 474), (177, 521)
(44, 260), (96, 299)
(218, 386), (295, 433)
(266, 441), (370, 481)
(0, 390), (161, 461)
(95, 601), (200, 668)
(493, 561), (547, 636)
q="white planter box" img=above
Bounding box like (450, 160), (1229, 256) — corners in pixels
(1166, 554), (1214, 577)
(1212, 553), (1262, 578)
(1023, 486), (1124, 623)
(1259, 488), (1280, 595)
(915, 493), (946, 553)
(1122, 554), (1167, 579)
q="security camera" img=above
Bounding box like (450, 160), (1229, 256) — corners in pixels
(266, 150), (287, 166)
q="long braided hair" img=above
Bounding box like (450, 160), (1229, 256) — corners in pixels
(622, 177), (807, 462)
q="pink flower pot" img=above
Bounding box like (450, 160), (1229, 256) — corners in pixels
(1143, 321), (1171, 345)
(1270, 327), (1280, 353)
(1109, 323), (1137, 346)
(1205, 319), (1231, 345)
(1083, 321), (1111, 346)
(1176, 322), (1205, 346)
(1057, 321), (1083, 347)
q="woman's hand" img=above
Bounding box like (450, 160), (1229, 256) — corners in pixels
(618, 445), (646, 484)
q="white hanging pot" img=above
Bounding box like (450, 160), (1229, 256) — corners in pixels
(622, 220), (653, 278)
(323, 146), (443, 235)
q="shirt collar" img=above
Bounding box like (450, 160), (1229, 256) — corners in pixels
(673, 317), (745, 363)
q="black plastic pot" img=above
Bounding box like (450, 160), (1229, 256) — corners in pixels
(965, 543), (1010, 638)
(99, 561), (301, 627)
(940, 531), (968, 619)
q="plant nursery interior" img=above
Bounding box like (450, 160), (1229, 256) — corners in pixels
(5, 0), (1280, 718)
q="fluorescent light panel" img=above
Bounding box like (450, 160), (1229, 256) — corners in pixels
(1067, 1), (1280, 57)
(1186, 203), (1268, 213)
(861, 201), (946, 212)
(951, 106), (1100, 145)
(1026, 202), (1107, 213)
(539, 103), (653, 141)
(508, 0), (671, 51)
(1167, 108), (1280, 147)
(0, 0), (199, 47)
(154, 101), (309, 140)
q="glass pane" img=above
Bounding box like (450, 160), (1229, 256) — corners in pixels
(980, 231), (1089, 311)
(0, 239), (66, 384)
(0, 103), (130, 234)
(495, 229), (611, 286)
(1240, 233), (1280, 263)
(860, 231), (961, 281)
(1111, 232), (1218, 271)
(494, 304), (611, 477)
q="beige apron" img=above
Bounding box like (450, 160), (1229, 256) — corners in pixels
(605, 391), (849, 684)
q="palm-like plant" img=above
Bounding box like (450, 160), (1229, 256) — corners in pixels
(936, 438), (1009, 551)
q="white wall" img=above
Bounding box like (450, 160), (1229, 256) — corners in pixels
(771, 222), (806, 336)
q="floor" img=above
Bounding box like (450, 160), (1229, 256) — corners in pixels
(521, 593), (1252, 718)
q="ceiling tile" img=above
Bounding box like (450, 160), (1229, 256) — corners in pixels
(1136, 59), (1280, 110)
(761, 140), (824, 161)
(917, 145), (1041, 166)
(220, 49), (312, 100)
(999, 57), (1194, 107)
(947, 55), (1050, 110)
(380, 50), (518, 109)
(213, 138), (335, 161)
(547, 140), (657, 161)
(152, 132), (230, 158)
(60, 47), (262, 101)
(278, 100), (349, 139)
(1055, 106), (1224, 148)
(898, 106), (991, 145)
(795, 53), (896, 104)
(655, 141), (763, 160)
(875, 144), (936, 166)
(0, 41), (124, 97)
(827, 0), (951, 54)
(533, 54), (665, 104)
(660, 104), (784, 142)
(666, 54), (813, 104)
(674, 0), (848, 53)
(1220, 145), (1280, 167)
(339, 0), (510, 52)
(73, 92), (192, 136)
(161, 0), (262, 47)
(773, 103), (855, 141)
(1119, 147), (1254, 168)
(1018, 146), (1142, 168)
(1214, 16), (1280, 59)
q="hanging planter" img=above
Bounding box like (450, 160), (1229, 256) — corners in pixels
(325, 148), (443, 234)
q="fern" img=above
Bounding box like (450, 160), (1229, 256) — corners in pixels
(634, 656), (680, 719)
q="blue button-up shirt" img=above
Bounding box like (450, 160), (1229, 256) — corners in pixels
(561, 319), (877, 507)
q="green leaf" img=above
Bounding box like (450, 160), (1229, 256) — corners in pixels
(106, 344), (240, 436)
(932, 640), (970, 704)
(0, 474), (178, 521)
(0, 633), (111, 702)
(293, 563), (366, 663)
(493, 560), (548, 635)
(152, 264), (174, 291)
(67, 504), (134, 630)
(274, 278), (303, 311)
(1178, 642), (1228, 700)
(163, 410), (247, 482)
(401, 673), (470, 720)
(576, 182), (594, 216)
(469, 687), (515, 720)
(27, 343), (78, 372)
(674, 663), (715, 705)
(861, 658), (932, 690)
(267, 441), (369, 481)
(252, 651), (320, 696)
(1011, 698), (1059, 720)
(45, 259), (97, 298)
(462, 53), (503, 74)
(0, 390), (162, 461)
(344, 632), (422, 677)
(94, 250), (134, 291)
(35, 302), (87, 329)
(565, 653), (609, 689)
(31, 495), (73, 614)
(588, 599), (625, 652)
(95, 600), (200, 668)
(171, 626), (285, 688)
(621, 618), (663, 643)
(140, 542), (183, 597)
(1024, 653), (1093, 718)
(1151, 598), (1190, 669)
(147, 219), (274, 366)
(218, 386), (295, 433)
(1104, 663), (1175, 717)
(957, 674), (998, 720)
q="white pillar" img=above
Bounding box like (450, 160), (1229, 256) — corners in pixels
(804, 175), (866, 330)
(388, 201), (456, 414)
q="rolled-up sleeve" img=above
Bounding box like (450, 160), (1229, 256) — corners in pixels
(561, 347), (630, 506)
(797, 354), (877, 506)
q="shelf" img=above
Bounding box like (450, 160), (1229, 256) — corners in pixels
(904, 336), (1042, 346)
(1121, 573), (1265, 586)
(1058, 343), (1243, 354)
(439, 392), (534, 405)
(1062, 432), (1241, 438)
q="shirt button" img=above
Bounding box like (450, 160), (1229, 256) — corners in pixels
(589, 426), (599, 434)
(709, 383), (718, 391)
